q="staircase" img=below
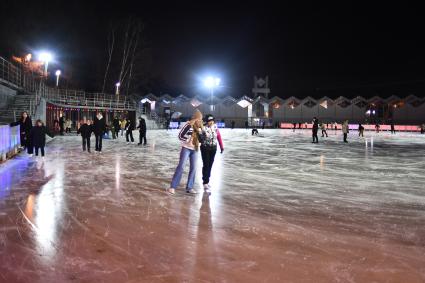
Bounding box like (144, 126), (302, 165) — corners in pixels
(0, 94), (36, 124)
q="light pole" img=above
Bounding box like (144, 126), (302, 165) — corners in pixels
(204, 76), (220, 112)
(38, 52), (53, 76)
(55, 70), (61, 87)
(115, 82), (121, 95)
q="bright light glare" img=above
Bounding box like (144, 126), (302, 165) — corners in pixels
(55, 70), (61, 76)
(116, 82), (121, 87)
(204, 76), (220, 88)
(38, 52), (53, 63)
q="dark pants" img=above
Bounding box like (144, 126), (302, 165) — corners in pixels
(34, 146), (45, 157)
(312, 129), (319, 143)
(126, 130), (134, 142)
(22, 131), (33, 154)
(321, 129), (328, 137)
(114, 127), (120, 138)
(60, 125), (64, 135)
(139, 131), (147, 145)
(82, 137), (91, 151)
(201, 145), (217, 184)
(95, 135), (102, 151)
(343, 133), (348, 142)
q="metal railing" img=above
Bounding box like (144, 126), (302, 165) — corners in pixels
(0, 57), (21, 87)
(0, 56), (136, 113)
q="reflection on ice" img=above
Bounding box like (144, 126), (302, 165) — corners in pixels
(0, 129), (424, 282)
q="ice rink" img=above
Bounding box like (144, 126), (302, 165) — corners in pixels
(1, 129), (425, 282)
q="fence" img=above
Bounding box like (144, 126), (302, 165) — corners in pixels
(0, 57), (21, 87)
(0, 124), (20, 161)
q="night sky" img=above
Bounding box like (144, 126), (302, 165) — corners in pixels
(1, 1), (424, 98)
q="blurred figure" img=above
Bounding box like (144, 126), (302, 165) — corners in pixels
(93, 112), (106, 153)
(65, 118), (72, 133)
(358, 123), (365, 137)
(312, 117), (319, 143)
(113, 116), (120, 138)
(390, 121), (396, 134)
(120, 118), (126, 136)
(77, 119), (92, 152)
(342, 120), (349, 143)
(59, 114), (65, 135)
(375, 123), (380, 133)
(252, 128), (259, 135)
(231, 120), (235, 129)
(137, 116), (147, 145)
(320, 122), (328, 138)
(125, 118), (135, 144)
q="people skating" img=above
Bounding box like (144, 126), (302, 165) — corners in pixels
(15, 111), (33, 155)
(375, 123), (380, 133)
(312, 117), (319, 143)
(320, 122), (328, 138)
(298, 122), (302, 129)
(65, 118), (72, 133)
(77, 119), (92, 152)
(231, 120), (235, 129)
(245, 120), (249, 130)
(59, 114), (65, 135)
(293, 123), (296, 132)
(30, 119), (51, 158)
(358, 123), (365, 137)
(390, 121), (396, 134)
(252, 128), (259, 135)
(125, 118), (135, 144)
(342, 120), (349, 143)
(199, 114), (224, 194)
(167, 110), (203, 195)
(334, 122), (338, 132)
(137, 116), (147, 145)
(120, 118), (126, 136)
(421, 123), (425, 134)
(113, 116), (120, 138)
(93, 112), (106, 153)
(262, 121), (266, 130)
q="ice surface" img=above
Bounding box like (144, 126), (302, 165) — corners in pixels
(0, 129), (425, 282)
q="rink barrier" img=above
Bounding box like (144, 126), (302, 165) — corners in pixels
(0, 124), (20, 162)
(279, 123), (422, 132)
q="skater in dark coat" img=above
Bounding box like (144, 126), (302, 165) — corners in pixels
(358, 123), (365, 137)
(12, 111), (33, 155)
(125, 118), (135, 143)
(30, 119), (51, 157)
(231, 120), (235, 129)
(312, 117), (319, 143)
(59, 114), (65, 135)
(93, 113), (106, 152)
(77, 119), (93, 152)
(137, 117), (147, 145)
(113, 116), (120, 138)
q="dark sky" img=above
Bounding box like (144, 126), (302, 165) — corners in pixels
(1, 1), (424, 98)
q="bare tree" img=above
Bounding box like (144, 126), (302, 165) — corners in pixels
(102, 24), (116, 93)
(117, 18), (143, 95)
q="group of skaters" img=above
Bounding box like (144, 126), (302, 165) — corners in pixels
(166, 110), (224, 196)
(76, 113), (148, 153)
(13, 112), (52, 158)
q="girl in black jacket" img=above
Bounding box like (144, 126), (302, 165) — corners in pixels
(13, 112), (33, 155)
(30, 119), (51, 157)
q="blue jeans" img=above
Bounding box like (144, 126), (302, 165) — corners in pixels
(171, 147), (197, 190)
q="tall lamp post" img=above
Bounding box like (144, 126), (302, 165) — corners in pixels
(38, 52), (53, 76)
(115, 82), (121, 95)
(204, 76), (220, 112)
(55, 70), (61, 87)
